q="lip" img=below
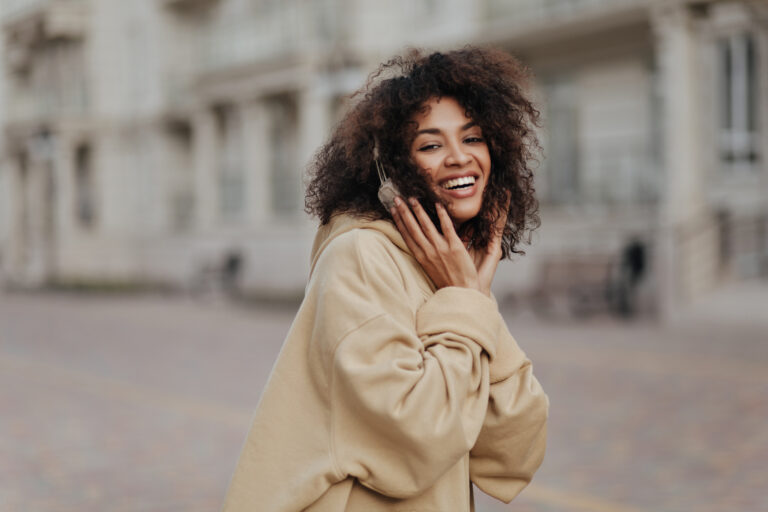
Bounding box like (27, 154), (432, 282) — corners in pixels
(437, 171), (480, 187)
(437, 171), (482, 199)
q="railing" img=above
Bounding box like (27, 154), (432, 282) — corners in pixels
(715, 210), (768, 279)
(484, 0), (649, 25)
(0, 0), (50, 21)
(1, 0), (87, 25)
(544, 143), (658, 206)
(202, 0), (340, 71)
(4, 37), (89, 125)
(204, 9), (302, 70)
(6, 88), (87, 124)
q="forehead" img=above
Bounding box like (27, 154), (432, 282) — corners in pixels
(412, 97), (473, 128)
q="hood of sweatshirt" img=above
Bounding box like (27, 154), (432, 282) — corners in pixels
(309, 214), (408, 278)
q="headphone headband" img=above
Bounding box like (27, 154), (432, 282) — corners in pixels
(372, 137), (388, 184)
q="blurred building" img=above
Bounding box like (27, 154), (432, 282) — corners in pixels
(0, 0), (766, 317)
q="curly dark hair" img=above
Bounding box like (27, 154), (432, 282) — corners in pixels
(304, 46), (541, 258)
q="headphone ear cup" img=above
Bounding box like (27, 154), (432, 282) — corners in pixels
(378, 180), (400, 210)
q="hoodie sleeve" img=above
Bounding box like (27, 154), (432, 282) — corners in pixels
(315, 230), (505, 499)
(468, 319), (549, 503)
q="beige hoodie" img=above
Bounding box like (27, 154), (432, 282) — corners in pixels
(223, 214), (548, 511)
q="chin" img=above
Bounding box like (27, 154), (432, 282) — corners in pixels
(447, 204), (482, 225)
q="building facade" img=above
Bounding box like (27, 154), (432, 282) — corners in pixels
(1, 0), (766, 317)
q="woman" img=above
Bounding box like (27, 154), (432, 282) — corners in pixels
(223, 47), (548, 511)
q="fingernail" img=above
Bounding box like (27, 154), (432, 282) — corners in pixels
(409, 197), (417, 206)
(389, 207), (396, 216)
(394, 196), (402, 206)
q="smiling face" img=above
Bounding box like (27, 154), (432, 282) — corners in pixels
(409, 97), (491, 226)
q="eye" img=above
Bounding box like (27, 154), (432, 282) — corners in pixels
(418, 143), (441, 152)
(464, 136), (485, 144)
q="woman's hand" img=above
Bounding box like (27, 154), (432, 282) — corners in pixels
(468, 197), (508, 296)
(390, 197), (483, 294)
(469, 219), (504, 297)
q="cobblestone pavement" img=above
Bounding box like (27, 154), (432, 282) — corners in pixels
(1, 281), (766, 512)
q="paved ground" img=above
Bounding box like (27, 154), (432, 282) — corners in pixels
(1, 280), (766, 512)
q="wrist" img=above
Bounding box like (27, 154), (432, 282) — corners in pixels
(464, 281), (485, 295)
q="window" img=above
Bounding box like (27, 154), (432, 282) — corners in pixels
(74, 144), (95, 228)
(719, 33), (760, 168)
(167, 121), (195, 232)
(215, 104), (245, 220)
(268, 97), (299, 217)
(543, 77), (580, 204)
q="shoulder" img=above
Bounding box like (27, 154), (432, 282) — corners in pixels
(305, 226), (416, 343)
(317, 227), (405, 284)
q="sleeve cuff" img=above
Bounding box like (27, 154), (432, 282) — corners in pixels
(488, 332), (527, 384)
(415, 287), (502, 357)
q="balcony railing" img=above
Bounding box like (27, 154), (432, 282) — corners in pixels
(6, 87), (88, 125)
(0, 0), (50, 21)
(2, 0), (88, 44)
(204, 8), (303, 70)
(202, 0), (340, 72)
(4, 37), (89, 125)
(484, 0), (649, 26)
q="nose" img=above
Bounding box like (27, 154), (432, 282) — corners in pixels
(444, 140), (472, 167)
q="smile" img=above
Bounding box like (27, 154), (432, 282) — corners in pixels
(441, 176), (476, 190)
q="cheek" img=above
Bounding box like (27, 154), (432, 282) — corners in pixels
(412, 155), (436, 180)
(481, 150), (492, 176)
(413, 153), (430, 168)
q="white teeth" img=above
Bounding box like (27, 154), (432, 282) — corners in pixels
(442, 176), (476, 190)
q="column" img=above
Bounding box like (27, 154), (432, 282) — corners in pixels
(759, 23), (768, 221)
(3, 152), (25, 284)
(54, 133), (75, 244)
(298, 85), (331, 215)
(25, 154), (47, 285)
(192, 107), (218, 231)
(651, 1), (716, 320)
(241, 98), (271, 225)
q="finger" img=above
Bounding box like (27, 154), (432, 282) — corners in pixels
(436, 203), (463, 246)
(488, 227), (503, 253)
(479, 243), (502, 270)
(391, 201), (427, 260)
(477, 238), (503, 276)
(409, 198), (444, 247)
(478, 260), (501, 292)
(495, 213), (507, 237)
(494, 193), (511, 236)
(396, 197), (433, 251)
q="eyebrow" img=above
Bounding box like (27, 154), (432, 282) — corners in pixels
(415, 121), (478, 136)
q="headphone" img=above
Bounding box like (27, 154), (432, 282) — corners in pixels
(374, 138), (401, 210)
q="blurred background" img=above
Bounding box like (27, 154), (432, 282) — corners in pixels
(0, 0), (766, 511)
(1, 0), (767, 313)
